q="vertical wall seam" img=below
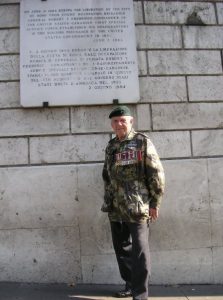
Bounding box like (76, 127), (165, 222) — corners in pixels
(141, 0), (145, 25)
(150, 104), (153, 131)
(69, 107), (72, 134)
(206, 159), (215, 283)
(146, 50), (149, 76)
(180, 25), (184, 49)
(221, 50), (223, 72)
(214, 2), (219, 24)
(76, 166), (83, 283)
(190, 130), (193, 157)
(185, 76), (190, 102)
(27, 136), (30, 164)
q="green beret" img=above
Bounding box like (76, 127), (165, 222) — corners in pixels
(109, 106), (132, 119)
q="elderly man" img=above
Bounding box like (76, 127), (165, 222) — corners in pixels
(101, 106), (165, 300)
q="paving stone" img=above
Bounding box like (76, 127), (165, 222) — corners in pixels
(149, 285), (186, 300)
(180, 284), (223, 299)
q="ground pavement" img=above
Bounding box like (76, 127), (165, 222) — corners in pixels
(0, 283), (223, 300)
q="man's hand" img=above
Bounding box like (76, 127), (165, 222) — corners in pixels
(149, 208), (159, 221)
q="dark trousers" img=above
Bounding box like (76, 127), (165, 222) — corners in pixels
(110, 221), (151, 300)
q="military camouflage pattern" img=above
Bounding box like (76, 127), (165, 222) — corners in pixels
(101, 130), (165, 223)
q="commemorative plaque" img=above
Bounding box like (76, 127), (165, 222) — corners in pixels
(20, 0), (140, 107)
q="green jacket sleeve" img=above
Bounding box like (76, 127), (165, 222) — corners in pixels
(144, 138), (165, 209)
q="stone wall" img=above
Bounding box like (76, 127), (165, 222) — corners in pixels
(0, 0), (223, 284)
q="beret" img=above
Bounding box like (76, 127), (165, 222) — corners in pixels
(109, 105), (132, 119)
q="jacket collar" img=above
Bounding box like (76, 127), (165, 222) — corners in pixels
(115, 129), (136, 142)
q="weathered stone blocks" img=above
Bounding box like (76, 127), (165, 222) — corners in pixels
(72, 106), (113, 133)
(188, 76), (223, 102)
(151, 248), (212, 284)
(144, 2), (216, 24)
(217, 3), (223, 24)
(133, 1), (143, 24)
(0, 55), (19, 80)
(137, 51), (147, 75)
(0, 0), (222, 286)
(77, 164), (113, 257)
(136, 26), (182, 49)
(148, 50), (222, 75)
(0, 0), (20, 4)
(183, 26), (223, 49)
(208, 159), (223, 247)
(30, 134), (108, 164)
(81, 254), (121, 284)
(0, 166), (79, 229)
(139, 76), (187, 102)
(213, 247), (223, 284)
(0, 138), (28, 165)
(150, 160), (211, 251)
(71, 105), (136, 133)
(148, 131), (191, 159)
(0, 227), (81, 283)
(152, 103), (223, 130)
(0, 82), (20, 108)
(192, 130), (223, 156)
(0, 108), (69, 136)
(136, 104), (151, 131)
(0, 5), (19, 27)
(0, 29), (19, 53)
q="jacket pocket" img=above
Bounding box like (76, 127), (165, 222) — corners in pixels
(127, 195), (149, 218)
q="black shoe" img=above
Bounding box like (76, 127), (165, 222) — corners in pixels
(114, 289), (132, 298)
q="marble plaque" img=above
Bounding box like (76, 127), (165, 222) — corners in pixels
(20, 0), (139, 107)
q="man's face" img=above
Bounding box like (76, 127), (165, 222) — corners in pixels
(111, 115), (133, 140)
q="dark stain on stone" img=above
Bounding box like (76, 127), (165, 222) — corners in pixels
(186, 12), (206, 26)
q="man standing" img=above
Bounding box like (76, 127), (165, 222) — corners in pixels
(101, 106), (165, 300)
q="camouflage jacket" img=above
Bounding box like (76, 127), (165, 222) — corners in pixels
(101, 130), (165, 223)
